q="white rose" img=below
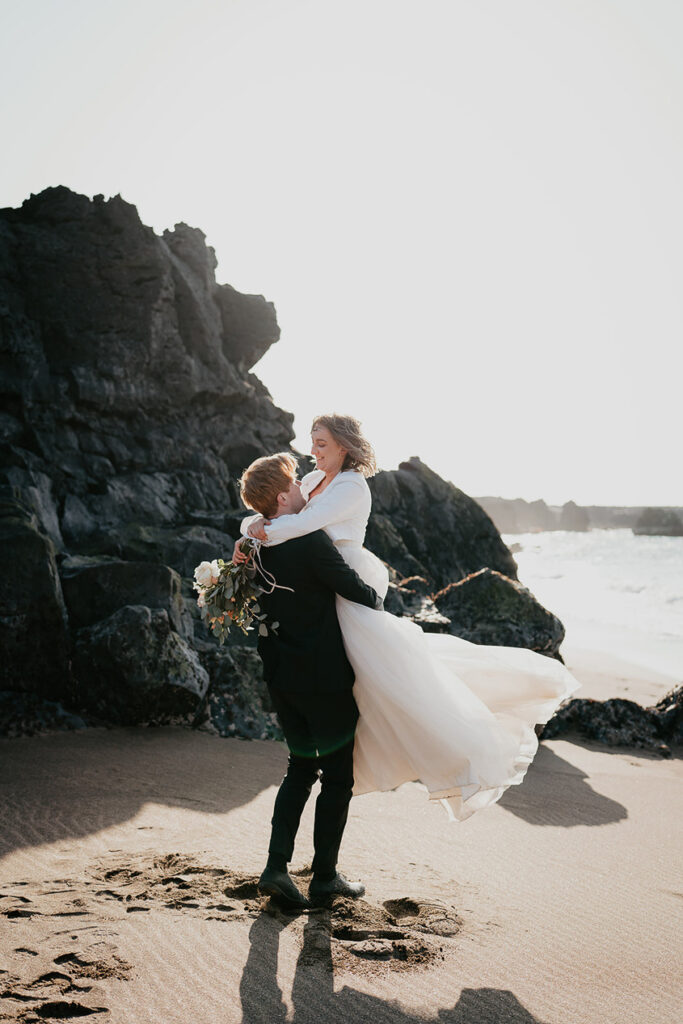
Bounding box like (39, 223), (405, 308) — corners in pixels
(194, 561), (214, 588)
(210, 559), (220, 583)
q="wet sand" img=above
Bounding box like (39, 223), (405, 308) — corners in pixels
(1, 648), (681, 1024)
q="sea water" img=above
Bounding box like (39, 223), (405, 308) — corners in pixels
(502, 529), (683, 682)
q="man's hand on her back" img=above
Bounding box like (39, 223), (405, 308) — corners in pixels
(232, 538), (252, 564)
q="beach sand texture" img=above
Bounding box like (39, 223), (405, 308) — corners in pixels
(1, 649), (681, 1024)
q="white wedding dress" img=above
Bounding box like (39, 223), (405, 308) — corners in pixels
(241, 469), (581, 821)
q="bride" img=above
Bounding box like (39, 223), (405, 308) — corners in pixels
(234, 413), (581, 822)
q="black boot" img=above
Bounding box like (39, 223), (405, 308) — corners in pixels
(258, 866), (309, 909)
(308, 871), (365, 905)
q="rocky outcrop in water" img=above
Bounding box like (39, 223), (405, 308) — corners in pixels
(0, 186), (576, 736)
(632, 507), (683, 537)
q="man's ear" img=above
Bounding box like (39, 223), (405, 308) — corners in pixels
(276, 490), (288, 508)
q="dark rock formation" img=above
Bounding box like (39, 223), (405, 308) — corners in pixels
(541, 685), (683, 757)
(633, 507), (683, 537)
(432, 568), (566, 658)
(60, 556), (192, 638)
(0, 186), (295, 730)
(365, 463), (569, 655)
(72, 605), (209, 725)
(111, 522), (242, 579)
(194, 642), (283, 740)
(654, 685), (683, 745)
(0, 185), (293, 555)
(367, 458), (518, 591)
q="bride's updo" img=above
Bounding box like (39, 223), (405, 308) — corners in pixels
(312, 413), (378, 478)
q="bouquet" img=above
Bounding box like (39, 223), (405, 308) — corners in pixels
(193, 539), (279, 644)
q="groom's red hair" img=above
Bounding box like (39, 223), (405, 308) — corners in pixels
(239, 452), (298, 518)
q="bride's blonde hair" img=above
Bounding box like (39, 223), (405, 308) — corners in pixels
(311, 413), (377, 478)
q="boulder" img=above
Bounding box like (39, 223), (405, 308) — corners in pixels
(433, 567), (565, 658)
(59, 555), (192, 639)
(368, 458), (518, 591)
(541, 685), (683, 757)
(72, 605), (209, 724)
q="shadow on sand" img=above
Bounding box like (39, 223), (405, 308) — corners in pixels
(239, 910), (551, 1024)
(0, 725), (287, 859)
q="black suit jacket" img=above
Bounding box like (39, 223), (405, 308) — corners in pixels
(255, 530), (381, 694)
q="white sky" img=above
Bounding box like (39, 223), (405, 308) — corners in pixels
(1, 0), (681, 506)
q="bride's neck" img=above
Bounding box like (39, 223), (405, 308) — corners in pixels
(324, 462), (346, 480)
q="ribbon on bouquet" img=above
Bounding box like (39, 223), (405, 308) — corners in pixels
(247, 538), (295, 595)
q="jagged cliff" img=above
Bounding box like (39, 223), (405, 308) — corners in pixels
(0, 186), (571, 739)
(0, 185), (294, 552)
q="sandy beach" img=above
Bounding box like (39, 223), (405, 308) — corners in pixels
(1, 646), (681, 1024)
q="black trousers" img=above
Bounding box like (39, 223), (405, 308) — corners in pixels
(267, 687), (359, 878)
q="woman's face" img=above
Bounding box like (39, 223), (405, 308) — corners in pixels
(311, 425), (347, 475)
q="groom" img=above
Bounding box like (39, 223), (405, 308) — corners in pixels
(238, 452), (382, 909)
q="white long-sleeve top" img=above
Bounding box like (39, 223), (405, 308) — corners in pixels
(240, 468), (371, 547)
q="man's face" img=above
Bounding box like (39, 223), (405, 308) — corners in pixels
(279, 478), (305, 514)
